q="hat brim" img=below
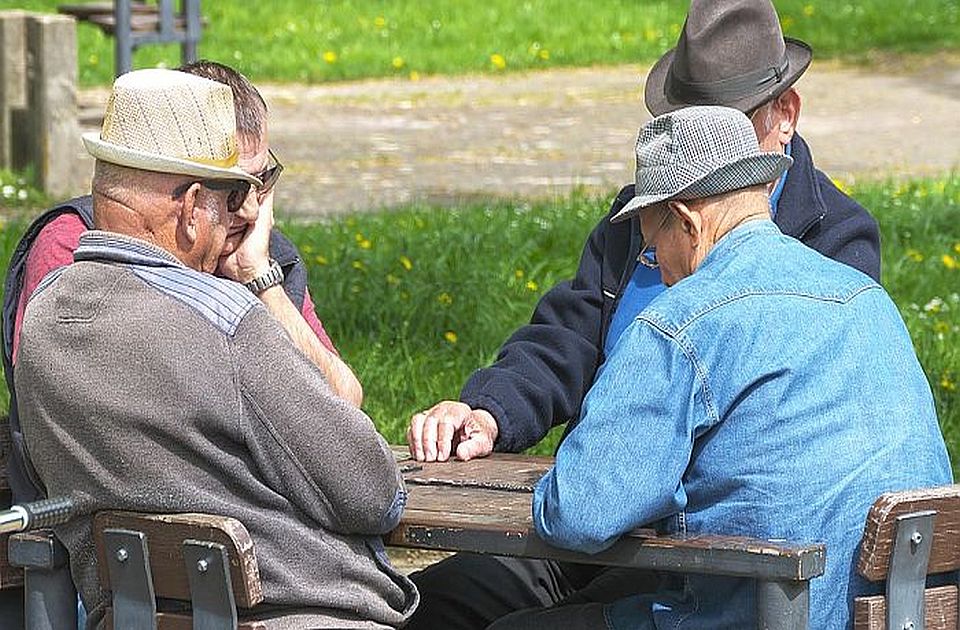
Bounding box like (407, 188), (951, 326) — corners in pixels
(611, 152), (792, 223)
(83, 133), (262, 185)
(643, 38), (812, 117)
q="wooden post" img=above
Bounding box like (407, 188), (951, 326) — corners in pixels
(0, 11), (27, 171)
(22, 14), (79, 198)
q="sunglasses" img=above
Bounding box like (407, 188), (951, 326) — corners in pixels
(637, 208), (674, 270)
(172, 179), (252, 214)
(253, 149), (284, 202)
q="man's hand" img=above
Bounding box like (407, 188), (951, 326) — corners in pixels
(218, 191), (274, 283)
(407, 401), (499, 462)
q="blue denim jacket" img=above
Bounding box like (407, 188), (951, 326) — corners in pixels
(533, 220), (952, 629)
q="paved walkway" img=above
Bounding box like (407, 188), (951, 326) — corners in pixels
(72, 56), (960, 219)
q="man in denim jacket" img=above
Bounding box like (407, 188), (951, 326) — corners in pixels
(406, 2), (883, 627)
(492, 106), (951, 628)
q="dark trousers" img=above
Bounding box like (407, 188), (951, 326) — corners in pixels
(406, 553), (661, 630)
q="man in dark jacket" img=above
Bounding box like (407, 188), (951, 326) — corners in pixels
(404, 1), (881, 628)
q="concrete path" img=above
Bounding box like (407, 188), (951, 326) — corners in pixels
(73, 56), (960, 219)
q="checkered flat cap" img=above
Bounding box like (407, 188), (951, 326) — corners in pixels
(611, 105), (793, 223)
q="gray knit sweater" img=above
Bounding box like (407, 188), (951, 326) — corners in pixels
(15, 232), (417, 629)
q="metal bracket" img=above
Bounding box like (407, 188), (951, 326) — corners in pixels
(103, 528), (157, 630)
(9, 531), (76, 630)
(183, 539), (238, 630)
(886, 510), (936, 630)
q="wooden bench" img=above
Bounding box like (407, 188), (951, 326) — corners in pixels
(58, 0), (202, 77)
(93, 511), (265, 629)
(854, 485), (960, 630)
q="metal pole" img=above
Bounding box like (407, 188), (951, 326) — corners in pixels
(757, 579), (810, 630)
(23, 564), (76, 630)
(114, 0), (132, 76)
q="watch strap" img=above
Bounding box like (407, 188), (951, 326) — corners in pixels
(244, 258), (284, 294)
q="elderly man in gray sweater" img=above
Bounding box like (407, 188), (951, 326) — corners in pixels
(15, 69), (417, 629)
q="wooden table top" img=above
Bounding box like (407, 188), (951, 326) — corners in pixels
(386, 447), (826, 581)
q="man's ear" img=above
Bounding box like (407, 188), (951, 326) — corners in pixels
(669, 200), (701, 244)
(176, 183), (203, 245)
(775, 88), (801, 145)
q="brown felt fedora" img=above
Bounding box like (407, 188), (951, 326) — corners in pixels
(644, 0), (813, 116)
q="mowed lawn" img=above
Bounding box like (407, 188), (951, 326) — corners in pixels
(0, 177), (958, 468)
(13, 176), (950, 463)
(1, 0), (958, 85)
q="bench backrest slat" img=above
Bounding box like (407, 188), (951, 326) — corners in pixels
(93, 511), (263, 608)
(857, 484), (960, 581)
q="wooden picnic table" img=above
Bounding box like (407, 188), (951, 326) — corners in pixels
(386, 446), (825, 629)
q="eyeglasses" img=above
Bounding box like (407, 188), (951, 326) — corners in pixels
(172, 179), (252, 214)
(253, 149), (283, 202)
(637, 208), (673, 270)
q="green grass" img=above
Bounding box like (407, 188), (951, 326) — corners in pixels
(285, 177), (960, 469)
(1, 176), (959, 472)
(2, 0), (958, 86)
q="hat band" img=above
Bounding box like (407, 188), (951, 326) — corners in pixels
(666, 53), (790, 105)
(188, 147), (240, 168)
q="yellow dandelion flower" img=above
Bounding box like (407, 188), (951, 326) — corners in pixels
(386, 273), (400, 285)
(437, 292), (453, 306)
(538, 49), (550, 60)
(514, 269), (525, 279)
(490, 53), (507, 70)
(933, 321), (951, 334)
(943, 254), (958, 270)
(444, 331), (458, 344)
(352, 260), (366, 271)
(941, 374), (957, 392)
(359, 238), (372, 250)
(906, 248), (924, 263)
(802, 5), (815, 16)
(314, 255), (328, 266)
(322, 51), (338, 64)
(399, 255), (413, 271)
(392, 56), (405, 69)
(781, 16), (795, 29)
(409, 71), (421, 81)
(954, 243), (960, 255)
(302, 244), (315, 254)
(374, 16), (386, 28)
(526, 280), (539, 292)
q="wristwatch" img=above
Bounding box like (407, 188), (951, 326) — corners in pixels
(244, 258), (284, 294)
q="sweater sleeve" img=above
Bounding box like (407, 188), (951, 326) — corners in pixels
(459, 205), (619, 453)
(233, 308), (404, 535)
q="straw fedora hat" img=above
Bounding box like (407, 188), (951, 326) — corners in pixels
(644, 0), (813, 116)
(612, 106), (793, 223)
(83, 69), (260, 185)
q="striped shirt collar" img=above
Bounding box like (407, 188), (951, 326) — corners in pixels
(74, 230), (186, 268)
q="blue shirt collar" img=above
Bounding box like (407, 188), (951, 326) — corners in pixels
(768, 141), (792, 217)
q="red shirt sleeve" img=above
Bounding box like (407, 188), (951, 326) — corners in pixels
(301, 287), (339, 356)
(13, 213), (86, 364)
